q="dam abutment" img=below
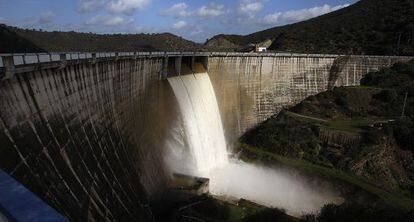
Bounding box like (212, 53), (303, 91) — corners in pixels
(0, 52), (412, 221)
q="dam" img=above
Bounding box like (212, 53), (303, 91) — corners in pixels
(0, 52), (412, 221)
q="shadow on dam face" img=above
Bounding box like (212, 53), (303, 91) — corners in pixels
(0, 53), (411, 221)
(0, 58), (181, 221)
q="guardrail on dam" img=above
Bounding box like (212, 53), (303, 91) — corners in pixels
(0, 52), (412, 221)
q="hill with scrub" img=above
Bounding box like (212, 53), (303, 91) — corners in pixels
(0, 24), (201, 53)
(205, 0), (414, 55)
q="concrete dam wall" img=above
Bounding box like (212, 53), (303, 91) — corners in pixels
(0, 52), (411, 221)
(0, 55), (171, 221)
(208, 55), (412, 141)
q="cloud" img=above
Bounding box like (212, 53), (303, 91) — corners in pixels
(78, 0), (151, 15)
(107, 0), (151, 15)
(195, 3), (228, 19)
(190, 29), (204, 36)
(0, 17), (7, 24)
(261, 13), (281, 25)
(161, 2), (191, 18)
(86, 15), (132, 26)
(78, 0), (106, 13)
(232, 0), (267, 26)
(173, 20), (188, 29)
(261, 4), (350, 25)
(171, 20), (204, 38)
(237, 0), (263, 18)
(38, 11), (55, 24)
(162, 2), (229, 20)
(103, 16), (125, 26)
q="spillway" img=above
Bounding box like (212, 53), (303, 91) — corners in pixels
(166, 66), (340, 216)
(167, 72), (228, 176)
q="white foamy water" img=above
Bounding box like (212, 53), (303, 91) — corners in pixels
(166, 70), (339, 216)
(167, 73), (228, 176)
(208, 160), (339, 216)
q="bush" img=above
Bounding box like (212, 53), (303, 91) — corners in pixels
(392, 118), (414, 151)
(242, 209), (294, 222)
(191, 195), (230, 221)
(307, 203), (414, 222)
(374, 89), (398, 102)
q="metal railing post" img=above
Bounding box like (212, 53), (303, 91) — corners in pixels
(2, 56), (15, 80)
(92, 53), (97, 64)
(60, 53), (67, 68)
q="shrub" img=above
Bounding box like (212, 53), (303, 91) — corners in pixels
(307, 203), (414, 222)
(392, 118), (414, 151)
(242, 209), (293, 222)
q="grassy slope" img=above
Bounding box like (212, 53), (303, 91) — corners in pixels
(206, 0), (414, 55)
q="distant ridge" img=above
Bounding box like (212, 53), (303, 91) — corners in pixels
(205, 0), (414, 55)
(0, 24), (201, 53)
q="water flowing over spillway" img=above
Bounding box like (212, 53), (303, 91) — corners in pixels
(167, 73), (229, 176)
(166, 70), (341, 216)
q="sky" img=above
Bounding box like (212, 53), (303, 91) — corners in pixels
(0, 0), (358, 43)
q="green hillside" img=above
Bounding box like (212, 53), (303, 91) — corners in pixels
(206, 0), (414, 55)
(0, 24), (200, 53)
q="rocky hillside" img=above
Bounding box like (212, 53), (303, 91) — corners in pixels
(0, 25), (46, 53)
(206, 0), (414, 55)
(204, 35), (245, 52)
(0, 24), (201, 53)
(242, 60), (414, 195)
